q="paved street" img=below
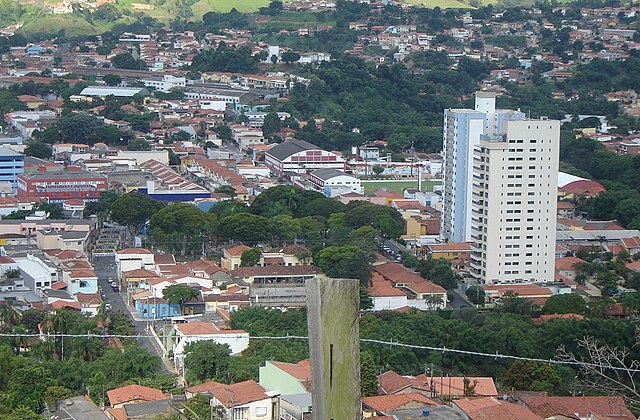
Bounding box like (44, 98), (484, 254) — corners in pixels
(93, 256), (174, 373)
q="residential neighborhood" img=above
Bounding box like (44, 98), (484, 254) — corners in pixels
(1, 0), (640, 418)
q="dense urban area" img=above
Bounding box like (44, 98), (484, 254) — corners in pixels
(1, 0), (640, 418)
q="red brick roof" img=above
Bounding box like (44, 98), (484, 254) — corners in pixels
(414, 374), (498, 397)
(176, 321), (219, 335)
(555, 256), (585, 271)
(123, 269), (158, 278)
(559, 180), (606, 196)
(224, 244), (252, 256)
(75, 293), (102, 304)
(271, 360), (311, 382)
(367, 272), (406, 297)
(187, 380), (269, 407)
(520, 396), (635, 420)
(51, 301), (81, 311)
(363, 392), (437, 412)
(373, 263), (446, 294)
(455, 397), (542, 420)
(107, 384), (168, 407)
(378, 371), (412, 394)
(116, 248), (153, 255)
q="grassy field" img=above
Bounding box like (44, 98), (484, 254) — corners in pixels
(362, 180), (442, 196)
(19, 14), (102, 37)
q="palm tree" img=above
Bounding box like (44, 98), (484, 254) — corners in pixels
(73, 338), (102, 362)
(0, 301), (20, 327)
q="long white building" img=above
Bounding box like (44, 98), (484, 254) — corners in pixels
(442, 92), (560, 284)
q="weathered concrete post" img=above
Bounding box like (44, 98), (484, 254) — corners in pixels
(306, 277), (361, 420)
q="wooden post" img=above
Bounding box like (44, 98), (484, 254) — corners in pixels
(306, 277), (361, 420)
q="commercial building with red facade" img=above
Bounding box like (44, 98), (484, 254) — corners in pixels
(17, 168), (108, 202)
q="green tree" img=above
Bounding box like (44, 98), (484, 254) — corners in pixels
(24, 141), (51, 159)
(0, 406), (42, 420)
(183, 394), (225, 420)
(281, 50), (301, 63)
(149, 203), (218, 255)
(261, 112), (282, 138)
(163, 285), (200, 314)
(128, 139), (151, 151)
(502, 361), (562, 394)
(218, 213), (272, 243)
(348, 226), (379, 255)
(316, 245), (372, 286)
(542, 294), (587, 315)
(270, 214), (301, 241)
(8, 365), (54, 413)
(417, 259), (458, 290)
(110, 191), (164, 236)
(44, 385), (73, 403)
(208, 201), (248, 218)
(500, 291), (539, 316)
(360, 351), (378, 397)
(371, 165), (384, 175)
(111, 53), (145, 70)
(466, 286), (486, 306)
(360, 287), (373, 310)
(103, 74), (122, 86)
(214, 185), (236, 197)
(344, 202), (404, 239)
(241, 248), (261, 267)
(184, 341), (231, 384)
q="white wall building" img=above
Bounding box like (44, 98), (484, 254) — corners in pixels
(308, 169), (363, 197)
(172, 322), (249, 370)
(142, 75), (187, 93)
(470, 118), (560, 284)
(115, 248), (156, 279)
(441, 91), (526, 243)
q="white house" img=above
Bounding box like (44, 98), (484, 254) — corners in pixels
(115, 248), (156, 279)
(186, 380), (273, 420)
(172, 322), (249, 371)
(308, 168), (363, 197)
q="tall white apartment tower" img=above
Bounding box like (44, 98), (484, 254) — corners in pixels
(441, 92), (524, 243)
(442, 92), (560, 284)
(470, 119), (559, 284)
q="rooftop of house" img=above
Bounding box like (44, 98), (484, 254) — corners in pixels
(363, 392), (438, 413)
(191, 380), (269, 408)
(224, 244), (252, 256)
(520, 395), (635, 420)
(107, 384), (168, 407)
(454, 397), (542, 420)
(116, 248), (153, 255)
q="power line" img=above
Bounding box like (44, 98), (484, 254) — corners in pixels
(1, 332), (638, 374)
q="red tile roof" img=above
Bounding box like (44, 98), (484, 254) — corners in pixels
(378, 371), (412, 394)
(555, 256), (585, 271)
(367, 273), (407, 297)
(51, 301), (81, 311)
(187, 380), (269, 407)
(455, 397), (542, 420)
(176, 321), (219, 335)
(363, 392), (438, 412)
(414, 375), (498, 397)
(520, 396), (635, 420)
(559, 180), (606, 196)
(224, 244), (252, 256)
(75, 293), (102, 304)
(107, 384), (168, 407)
(116, 248), (153, 255)
(271, 361), (311, 382)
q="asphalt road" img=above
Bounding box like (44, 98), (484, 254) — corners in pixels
(94, 256), (172, 373)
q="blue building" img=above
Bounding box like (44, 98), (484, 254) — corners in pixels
(0, 147), (24, 192)
(134, 297), (181, 319)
